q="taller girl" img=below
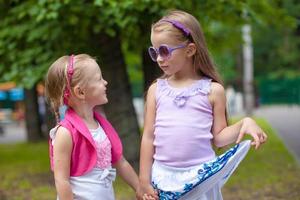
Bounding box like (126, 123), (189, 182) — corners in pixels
(139, 10), (267, 200)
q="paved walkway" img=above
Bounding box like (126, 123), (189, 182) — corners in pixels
(254, 105), (300, 163)
(0, 122), (26, 144)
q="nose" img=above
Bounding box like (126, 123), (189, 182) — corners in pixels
(103, 79), (108, 85)
(156, 54), (164, 63)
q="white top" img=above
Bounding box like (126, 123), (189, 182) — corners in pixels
(50, 122), (116, 200)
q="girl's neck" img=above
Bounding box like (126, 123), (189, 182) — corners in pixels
(171, 73), (201, 81)
(167, 76), (202, 88)
(167, 65), (202, 88)
(170, 70), (201, 82)
(172, 60), (200, 80)
(72, 105), (98, 129)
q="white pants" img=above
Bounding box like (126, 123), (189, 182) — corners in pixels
(151, 140), (251, 200)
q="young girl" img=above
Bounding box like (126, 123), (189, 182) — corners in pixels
(45, 54), (139, 199)
(138, 10), (267, 200)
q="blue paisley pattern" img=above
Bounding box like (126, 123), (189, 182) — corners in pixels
(152, 143), (239, 200)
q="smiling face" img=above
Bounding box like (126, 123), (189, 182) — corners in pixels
(80, 60), (108, 107)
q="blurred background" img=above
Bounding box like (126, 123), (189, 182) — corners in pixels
(0, 0), (299, 199)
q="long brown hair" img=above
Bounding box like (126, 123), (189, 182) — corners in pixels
(152, 10), (223, 85)
(151, 10), (228, 123)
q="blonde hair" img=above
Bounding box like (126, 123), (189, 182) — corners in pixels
(152, 10), (223, 85)
(45, 54), (97, 122)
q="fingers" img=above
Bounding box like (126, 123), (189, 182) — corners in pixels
(238, 118), (268, 149)
(251, 133), (260, 149)
(261, 131), (267, 143)
(143, 194), (156, 200)
(138, 185), (159, 200)
(238, 130), (267, 150)
(151, 190), (159, 200)
(153, 193), (159, 199)
(251, 131), (267, 149)
(142, 194), (147, 200)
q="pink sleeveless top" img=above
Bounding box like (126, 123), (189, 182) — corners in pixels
(153, 77), (216, 167)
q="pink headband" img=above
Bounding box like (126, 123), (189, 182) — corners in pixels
(63, 54), (74, 105)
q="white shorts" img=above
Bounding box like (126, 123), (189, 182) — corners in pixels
(151, 140), (251, 200)
(56, 168), (116, 200)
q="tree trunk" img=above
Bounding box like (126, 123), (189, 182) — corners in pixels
(24, 86), (43, 141)
(242, 25), (254, 116)
(90, 33), (140, 169)
(142, 49), (162, 92)
(45, 103), (56, 135)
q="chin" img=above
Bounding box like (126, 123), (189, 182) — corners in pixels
(97, 99), (108, 106)
(163, 71), (173, 76)
(103, 98), (108, 104)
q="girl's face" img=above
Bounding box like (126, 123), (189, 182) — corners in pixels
(82, 61), (108, 107)
(150, 31), (189, 76)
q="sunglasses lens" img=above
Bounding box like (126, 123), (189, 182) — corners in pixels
(158, 46), (170, 59)
(148, 47), (157, 61)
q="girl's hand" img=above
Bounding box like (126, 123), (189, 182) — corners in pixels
(236, 117), (267, 149)
(142, 193), (157, 200)
(136, 182), (158, 200)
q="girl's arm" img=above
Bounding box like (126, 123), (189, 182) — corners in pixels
(53, 127), (73, 200)
(209, 82), (267, 149)
(113, 156), (139, 191)
(138, 83), (158, 199)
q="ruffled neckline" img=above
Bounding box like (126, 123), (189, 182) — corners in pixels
(158, 77), (211, 107)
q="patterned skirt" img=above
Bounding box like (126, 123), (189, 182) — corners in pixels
(151, 140), (251, 200)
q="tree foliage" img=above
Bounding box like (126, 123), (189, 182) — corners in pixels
(0, 0), (296, 88)
(253, 0), (300, 78)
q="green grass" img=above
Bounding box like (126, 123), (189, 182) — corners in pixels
(0, 118), (299, 199)
(0, 142), (55, 200)
(222, 118), (300, 199)
(224, 118), (296, 186)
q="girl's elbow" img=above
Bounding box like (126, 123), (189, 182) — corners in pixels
(54, 177), (70, 189)
(114, 156), (127, 169)
(212, 138), (225, 148)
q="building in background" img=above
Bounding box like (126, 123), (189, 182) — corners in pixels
(0, 82), (24, 123)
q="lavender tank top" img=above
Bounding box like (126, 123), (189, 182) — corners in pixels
(153, 77), (216, 168)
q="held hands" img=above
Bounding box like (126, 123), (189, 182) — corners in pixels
(136, 181), (159, 200)
(236, 117), (267, 149)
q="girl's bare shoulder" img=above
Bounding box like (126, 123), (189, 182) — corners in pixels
(210, 82), (225, 96)
(148, 82), (157, 92)
(55, 126), (72, 141)
(208, 82), (226, 105)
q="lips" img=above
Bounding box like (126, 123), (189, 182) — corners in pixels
(160, 65), (168, 70)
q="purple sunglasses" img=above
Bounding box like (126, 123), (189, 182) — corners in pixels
(148, 44), (188, 62)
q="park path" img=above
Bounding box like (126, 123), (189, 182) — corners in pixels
(254, 105), (300, 163)
(0, 122), (26, 144)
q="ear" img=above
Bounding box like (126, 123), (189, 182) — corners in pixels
(186, 43), (196, 57)
(73, 85), (85, 100)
